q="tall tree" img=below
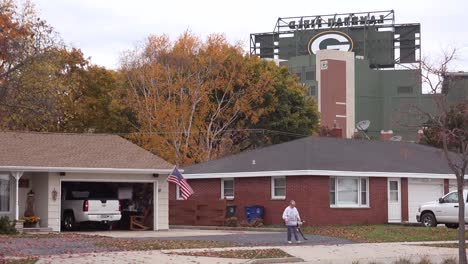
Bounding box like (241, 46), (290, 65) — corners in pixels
(0, 0), (60, 101)
(0, 0), (71, 131)
(249, 66), (319, 145)
(416, 48), (468, 264)
(0, 1), (129, 133)
(1, 47), (88, 131)
(121, 32), (318, 165)
(61, 65), (135, 133)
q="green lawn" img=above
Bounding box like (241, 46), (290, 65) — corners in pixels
(418, 243), (467, 248)
(171, 249), (292, 259)
(302, 225), (468, 243)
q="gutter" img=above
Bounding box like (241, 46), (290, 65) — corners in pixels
(0, 166), (178, 174)
(183, 169), (456, 179)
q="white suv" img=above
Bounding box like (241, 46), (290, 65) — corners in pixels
(417, 190), (467, 228)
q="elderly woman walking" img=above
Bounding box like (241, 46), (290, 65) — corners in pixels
(282, 200), (301, 244)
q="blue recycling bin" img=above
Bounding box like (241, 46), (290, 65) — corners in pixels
(244, 205), (265, 223)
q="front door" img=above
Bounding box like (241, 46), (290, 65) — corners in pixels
(388, 178), (402, 222)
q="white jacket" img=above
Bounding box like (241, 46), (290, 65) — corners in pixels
(282, 206), (300, 226)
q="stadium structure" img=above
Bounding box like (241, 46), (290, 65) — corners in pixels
(250, 10), (468, 140)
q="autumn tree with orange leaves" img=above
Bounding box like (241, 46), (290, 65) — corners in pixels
(121, 32), (318, 166)
(0, 0), (72, 130)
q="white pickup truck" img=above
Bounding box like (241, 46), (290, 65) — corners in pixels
(417, 190), (467, 228)
(61, 189), (121, 231)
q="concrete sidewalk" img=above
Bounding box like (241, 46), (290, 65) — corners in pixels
(36, 250), (245, 264)
(281, 242), (460, 263)
(35, 242), (463, 264)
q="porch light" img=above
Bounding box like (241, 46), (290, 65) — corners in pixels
(51, 188), (58, 201)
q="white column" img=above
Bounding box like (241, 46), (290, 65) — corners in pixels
(154, 180), (159, 231)
(11, 172), (23, 220)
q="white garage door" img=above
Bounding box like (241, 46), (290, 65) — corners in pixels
(408, 178), (444, 223)
(449, 179), (457, 192)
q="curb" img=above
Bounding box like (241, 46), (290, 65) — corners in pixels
(249, 257), (304, 263)
(170, 225), (285, 232)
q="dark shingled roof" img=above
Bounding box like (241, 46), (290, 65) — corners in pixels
(0, 131), (173, 170)
(184, 136), (453, 175)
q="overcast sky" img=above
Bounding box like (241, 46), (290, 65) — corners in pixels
(33, 0), (468, 70)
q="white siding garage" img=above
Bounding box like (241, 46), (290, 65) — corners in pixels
(408, 178), (444, 223)
(449, 179), (457, 192)
(0, 132), (174, 232)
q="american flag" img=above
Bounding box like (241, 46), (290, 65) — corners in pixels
(167, 167), (194, 200)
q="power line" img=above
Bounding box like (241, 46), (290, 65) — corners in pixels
(118, 129), (309, 138)
(1, 128), (311, 138)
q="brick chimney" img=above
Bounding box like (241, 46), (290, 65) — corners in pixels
(380, 130), (393, 141)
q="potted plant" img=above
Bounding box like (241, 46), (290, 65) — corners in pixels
(21, 216), (40, 228)
(22, 190), (39, 228)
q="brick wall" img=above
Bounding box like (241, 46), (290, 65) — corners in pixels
(444, 179), (449, 194)
(320, 59), (347, 136)
(169, 176), (389, 226)
(401, 178), (408, 222)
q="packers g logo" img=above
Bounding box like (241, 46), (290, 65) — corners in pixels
(308, 31), (353, 54)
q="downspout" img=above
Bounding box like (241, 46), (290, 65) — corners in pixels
(11, 172), (23, 220)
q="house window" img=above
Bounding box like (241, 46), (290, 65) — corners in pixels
(397, 86), (413, 94)
(271, 176), (286, 199)
(330, 177), (336, 205)
(330, 177), (369, 207)
(221, 178), (234, 200)
(308, 86), (316, 97)
(0, 175), (10, 212)
(361, 178), (368, 205)
(389, 181), (399, 202)
(176, 185), (183, 200)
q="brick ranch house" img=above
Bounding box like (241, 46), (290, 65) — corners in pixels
(171, 136), (459, 226)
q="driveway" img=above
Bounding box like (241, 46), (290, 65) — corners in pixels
(147, 232), (353, 246)
(95, 229), (354, 246)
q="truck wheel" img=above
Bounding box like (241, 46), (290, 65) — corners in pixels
(445, 223), (459, 229)
(421, 213), (437, 227)
(63, 213), (75, 231)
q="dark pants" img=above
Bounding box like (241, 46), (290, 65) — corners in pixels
(287, 225), (299, 241)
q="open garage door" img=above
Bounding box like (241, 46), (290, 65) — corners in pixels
(408, 178), (444, 223)
(60, 181), (155, 231)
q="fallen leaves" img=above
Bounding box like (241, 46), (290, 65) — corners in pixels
(170, 249), (292, 259)
(0, 232), (239, 259)
(95, 239), (236, 251)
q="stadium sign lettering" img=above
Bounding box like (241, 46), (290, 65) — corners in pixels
(288, 14), (385, 30)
